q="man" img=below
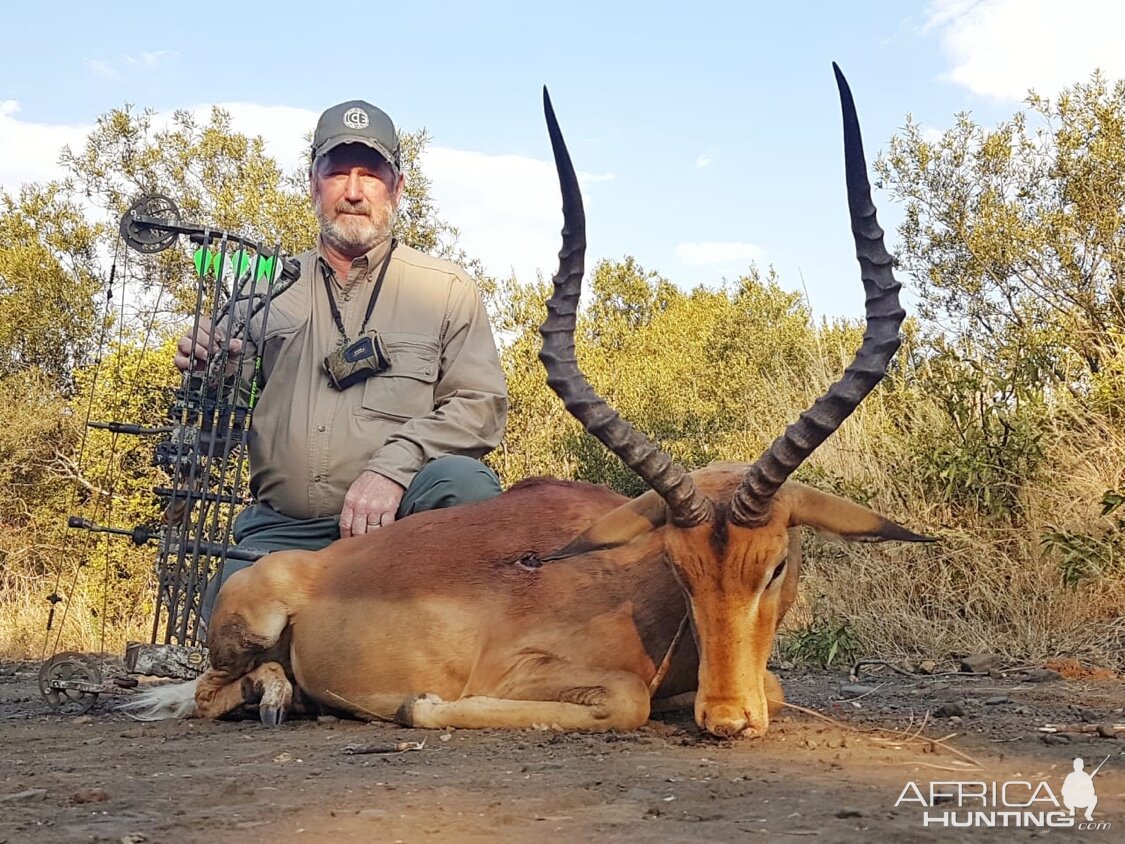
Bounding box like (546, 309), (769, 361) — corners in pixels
(175, 100), (507, 612)
(1061, 757), (1099, 822)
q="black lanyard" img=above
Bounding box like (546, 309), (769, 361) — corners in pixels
(321, 239), (396, 342)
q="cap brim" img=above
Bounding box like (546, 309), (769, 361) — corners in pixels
(313, 137), (400, 173)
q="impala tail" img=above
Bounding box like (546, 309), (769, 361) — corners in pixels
(116, 679), (200, 721)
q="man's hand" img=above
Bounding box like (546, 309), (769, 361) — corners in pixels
(340, 471), (405, 538)
(174, 321), (243, 373)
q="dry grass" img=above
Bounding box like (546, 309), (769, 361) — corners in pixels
(785, 386), (1125, 669)
(0, 582), (148, 661)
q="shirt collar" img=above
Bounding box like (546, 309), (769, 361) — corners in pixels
(316, 234), (394, 290)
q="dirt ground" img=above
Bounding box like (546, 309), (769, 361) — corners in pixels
(1, 656), (1122, 844)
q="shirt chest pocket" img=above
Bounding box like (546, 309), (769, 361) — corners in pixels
(357, 333), (440, 421)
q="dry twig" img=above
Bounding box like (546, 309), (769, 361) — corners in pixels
(324, 689), (397, 723)
(342, 739), (426, 756)
(782, 701), (983, 770)
(1038, 723), (1124, 736)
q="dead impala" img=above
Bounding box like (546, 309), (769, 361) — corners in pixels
(125, 64), (930, 739)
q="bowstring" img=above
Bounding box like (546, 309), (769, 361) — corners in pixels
(45, 240), (123, 657)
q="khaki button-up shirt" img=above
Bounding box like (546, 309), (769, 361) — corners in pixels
(241, 237), (507, 519)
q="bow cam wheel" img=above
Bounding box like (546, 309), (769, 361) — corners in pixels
(38, 652), (103, 715)
(119, 194), (181, 254)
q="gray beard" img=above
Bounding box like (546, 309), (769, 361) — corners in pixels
(316, 196), (396, 255)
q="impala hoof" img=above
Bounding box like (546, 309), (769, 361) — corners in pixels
(259, 704), (287, 727)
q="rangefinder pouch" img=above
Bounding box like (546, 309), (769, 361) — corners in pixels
(324, 331), (391, 391)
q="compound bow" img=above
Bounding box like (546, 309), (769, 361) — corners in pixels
(43, 195), (299, 706)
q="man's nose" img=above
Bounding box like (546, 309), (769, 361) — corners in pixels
(343, 170), (364, 201)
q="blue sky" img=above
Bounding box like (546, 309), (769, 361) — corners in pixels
(3, 0), (1124, 318)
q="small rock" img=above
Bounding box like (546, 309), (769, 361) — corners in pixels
(1042, 733), (1072, 745)
(120, 835), (147, 844)
(960, 654), (1001, 674)
(119, 728), (145, 739)
(839, 684), (877, 697)
(0, 789), (47, 803)
(917, 659), (938, 675)
(521, 761), (565, 772)
(71, 787), (110, 804)
(316, 715), (339, 725)
(71, 715), (94, 725)
(835, 808), (864, 819)
(933, 702), (964, 718)
(984, 696), (1011, 706)
(1024, 669), (1062, 684)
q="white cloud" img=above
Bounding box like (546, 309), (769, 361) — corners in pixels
(87, 59), (122, 81)
(129, 50), (176, 69)
(0, 101), (91, 192)
(0, 100), (598, 285)
(189, 102), (318, 175)
(695, 154), (712, 168)
(674, 241), (762, 267)
(421, 147), (611, 283)
(83, 51), (176, 83)
(920, 123), (945, 145)
(925, 0), (1125, 101)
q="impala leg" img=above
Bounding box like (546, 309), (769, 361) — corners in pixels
(398, 667), (651, 732)
(195, 661), (293, 725)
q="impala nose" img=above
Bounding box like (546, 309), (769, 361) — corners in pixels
(700, 703), (767, 739)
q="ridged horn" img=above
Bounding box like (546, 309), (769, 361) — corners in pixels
(730, 63), (907, 527)
(538, 87), (712, 527)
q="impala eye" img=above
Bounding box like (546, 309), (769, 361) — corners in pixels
(767, 559), (787, 587)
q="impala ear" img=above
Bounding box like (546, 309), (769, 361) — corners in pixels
(785, 482), (934, 543)
(543, 490), (668, 560)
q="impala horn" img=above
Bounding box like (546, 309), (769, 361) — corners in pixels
(730, 63), (907, 527)
(538, 88), (713, 527)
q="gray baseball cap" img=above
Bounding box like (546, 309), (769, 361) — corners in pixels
(312, 100), (401, 177)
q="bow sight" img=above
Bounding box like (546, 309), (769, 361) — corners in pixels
(42, 195), (300, 713)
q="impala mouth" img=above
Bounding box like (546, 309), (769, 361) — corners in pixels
(698, 699), (770, 740)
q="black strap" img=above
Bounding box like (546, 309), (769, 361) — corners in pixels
(321, 239), (396, 342)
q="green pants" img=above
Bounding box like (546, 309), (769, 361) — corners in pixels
(201, 455), (501, 620)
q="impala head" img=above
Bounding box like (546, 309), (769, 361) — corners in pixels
(539, 65), (932, 739)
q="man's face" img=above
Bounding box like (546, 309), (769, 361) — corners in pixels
(311, 145), (403, 256)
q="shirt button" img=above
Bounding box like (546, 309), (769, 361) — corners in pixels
(317, 425), (326, 432)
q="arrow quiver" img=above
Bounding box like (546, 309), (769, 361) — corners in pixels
(66, 195), (300, 655)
